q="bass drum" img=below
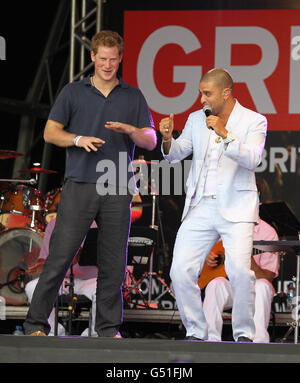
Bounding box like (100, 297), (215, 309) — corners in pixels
(0, 228), (43, 305)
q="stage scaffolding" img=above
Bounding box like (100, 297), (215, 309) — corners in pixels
(1, 1), (103, 193)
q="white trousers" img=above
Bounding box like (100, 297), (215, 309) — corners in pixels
(203, 277), (274, 342)
(170, 197), (256, 341)
(25, 277), (97, 336)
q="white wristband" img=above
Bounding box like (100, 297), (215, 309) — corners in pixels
(73, 135), (82, 147)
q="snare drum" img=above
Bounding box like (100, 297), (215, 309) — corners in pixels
(0, 185), (45, 231)
(2, 185), (27, 214)
(2, 185), (45, 215)
(0, 228), (43, 305)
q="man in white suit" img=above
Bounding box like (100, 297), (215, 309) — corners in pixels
(160, 68), (267, 342)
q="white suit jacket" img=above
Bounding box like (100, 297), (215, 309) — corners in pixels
(163, 100), (267, 223)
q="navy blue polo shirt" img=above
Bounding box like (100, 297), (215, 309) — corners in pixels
(48, 76), (154, 190)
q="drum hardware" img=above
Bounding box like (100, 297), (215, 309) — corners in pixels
(124, 233), (157, 308)
(123, 267), (153, 309)
(272, 251), (289, 312)
(0, 193), (5, 213)
(0, 184), (45, 228)
(253, 240), (300, 344)
(0, 183), (45, 232)
(18, 163), (57, 188)
(56, 233), (94, 336)
(0, 228), (43, 305)
(257, 202), (300, 343)
(131, 206), (175, 307)
(124, 158), (175, 308)
(44, 187), (62, 224)
(0, 268), (26, 293)
(28, 205), (42, 231)
(144, 174), (174, 304)
(0, 263), (30, 293)
(55, 261), (76, 336)
(0, 178), (37, 185)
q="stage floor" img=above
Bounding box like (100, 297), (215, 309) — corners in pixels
(0, 335), (300, 363)
(1, 305), (299, 364)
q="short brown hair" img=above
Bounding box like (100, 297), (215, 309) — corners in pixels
(200, 68), (234, 91)
(91, 30), (124, 55)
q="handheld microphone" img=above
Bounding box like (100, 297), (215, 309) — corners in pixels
(203, 105), (213, 130)
(203, 105), (212, 117)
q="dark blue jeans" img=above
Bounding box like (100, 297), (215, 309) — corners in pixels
(23, 180), (132, 336)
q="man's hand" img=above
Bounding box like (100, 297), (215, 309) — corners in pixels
(159, 113), (174, 140)
(105, 121), (135, 135)
(251, 257), (276, 282)
(105, 121), (156, 150)
(206, 115), (227, 139)
(206, 251), (222, 268)
(76, 136), (105, 152)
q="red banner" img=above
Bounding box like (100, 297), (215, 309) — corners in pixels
(123, 10), (300, 131)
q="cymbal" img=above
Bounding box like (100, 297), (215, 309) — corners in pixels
(0, 150), (24, 159)
(18, 167), (57, 174)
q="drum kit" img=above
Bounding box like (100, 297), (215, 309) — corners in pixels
(0, 152), (172, 308)
(0, 150), (61, 305)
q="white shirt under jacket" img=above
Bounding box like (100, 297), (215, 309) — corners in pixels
(162, 100), (267, 223)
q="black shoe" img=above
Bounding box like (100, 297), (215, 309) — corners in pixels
(183, 336), (204, 341)
(237, 336), (253, 342)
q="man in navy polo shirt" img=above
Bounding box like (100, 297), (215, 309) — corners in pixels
(23, 30), (156, 338)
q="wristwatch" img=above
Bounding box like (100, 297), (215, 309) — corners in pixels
(223, 131), (235, 144)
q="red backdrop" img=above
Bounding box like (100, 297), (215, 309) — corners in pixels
(123, 10), (300, 131)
